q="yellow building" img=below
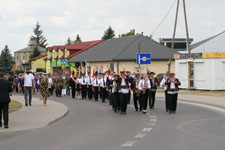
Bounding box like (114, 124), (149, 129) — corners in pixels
(69, 35), (175, 75)
(14, 46), (46, 71)
(30, 54), (47, 72)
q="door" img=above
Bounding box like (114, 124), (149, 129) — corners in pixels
(188, 62), (194, 88)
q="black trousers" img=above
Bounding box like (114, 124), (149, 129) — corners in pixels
(71, 88), (76, 98)
(56, 89), (62, 97)
(165, 90), (169, 111)
(133, 92), (140, 111)
(0, 102), (9, 126)
(81, 85), (87, 99)
(119, 93), (129, 113)
(24, 87), (32, 105)
(149, 91), (156, 108)
(168, 93), (178, 112)
(127, 91), (131, 104)
(94, 87), (99, 101)
(100, 87), (106, 102)
(88, 85), (93, 100)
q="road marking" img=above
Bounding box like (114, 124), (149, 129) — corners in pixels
(142, 128), (152, 132)
(122, 141), (137, 146)
(134, 133), (147, 138)
(150, 119), (157, 122)
(148, 123), (156, 126)
(149, 115), (157, 118)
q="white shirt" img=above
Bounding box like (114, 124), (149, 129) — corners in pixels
(87, 76), (93, 85)
(99, 77), (107, 88)
(48, 78), (53, 88)
(80, 77), (88, 85)
(92, 78), (99, 87)
(24, 73), (34, 87)
(160, 77), (168, 90)
(138, 78), (151, 90)
(119, 78), (129, 94)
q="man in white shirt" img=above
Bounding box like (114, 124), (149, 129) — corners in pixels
(160, 71), (170, 112)
(99, 73), (107, 103)
(80, 73), (88, 99)
(138, 73), (151, 113)
(23, 69), (35, 106)
(87, 72), (93, 100)
(92, 73), (100, 101)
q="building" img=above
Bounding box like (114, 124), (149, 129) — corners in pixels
(30, 54), (47, 72)
(69, 35), (175, 75)
(14, 46), (46, 71)
(175, 31), (225, 90)
(45, 40), (103, 74)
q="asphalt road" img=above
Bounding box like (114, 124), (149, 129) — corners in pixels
(0, 95), (225, 150)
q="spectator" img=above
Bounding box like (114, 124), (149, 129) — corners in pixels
(0, 73), (13, 128)
(23, 69), (35, 106)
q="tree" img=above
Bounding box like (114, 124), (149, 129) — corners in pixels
(102, 26), (115, 40)
(0, 45), (14, 73)
(74, 34), (82, 43)
(121, 29), (135, 37)
(30, 46), (41, 58)
(66, 37), (73, 45)
(28, 22), (48, 58)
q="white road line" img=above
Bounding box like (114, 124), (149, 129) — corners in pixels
(134, 133), (147, 138)
(148, 123), (156, 126)
(149, 116), (157, 118)
(122, 141), (137, 146)
(150, 119), (157, 122)
(142, 128), (152, 132)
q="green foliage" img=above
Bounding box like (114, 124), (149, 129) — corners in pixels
(74, 34), (82, 43)
(0, 45), (14, 73)
(102, 26), (115, 40)
(28, 22), (48, 48)
(30, 46), (41, 58)
(121, 30), (135, 37)
(66, 37), (73, 45)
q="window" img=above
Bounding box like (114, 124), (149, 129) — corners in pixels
(17, 55), (21, 61)
(23, 55), (27, 61)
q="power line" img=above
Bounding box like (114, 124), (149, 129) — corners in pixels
(150, 0), (177, 36)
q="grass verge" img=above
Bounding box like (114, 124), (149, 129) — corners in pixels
(9, 100), (22, 113)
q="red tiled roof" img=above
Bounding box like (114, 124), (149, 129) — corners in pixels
(66, 40), (103, 59)
(31, 54), (47, 61)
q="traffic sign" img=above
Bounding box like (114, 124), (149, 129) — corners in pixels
(61, 59), (67, 65)
(136, 53), (151, 64)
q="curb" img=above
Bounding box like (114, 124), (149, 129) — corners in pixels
(156, 95), (225, 110)
(48, 106), (69, 126)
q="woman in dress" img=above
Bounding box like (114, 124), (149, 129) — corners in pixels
(40, 73), (50, 105)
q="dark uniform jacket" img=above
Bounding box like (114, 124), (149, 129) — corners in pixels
(0, 79), (13, 103)
(69, 77), (77, 89)
(165, 78), (181, 92)
(118, 76), (130, 90)
(149, 77), (159, 90)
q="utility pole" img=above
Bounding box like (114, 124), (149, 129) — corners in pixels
(168, 0), (180, 72)
(168, 0), (191, 72)
(138, 43), (141, 73)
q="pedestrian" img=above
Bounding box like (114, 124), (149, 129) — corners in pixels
(66, 74), (71, 96)
(40, 73), (50, 105)
(132, 73), (141, 112)
(14, 75), (19, 93)
(23, 69), (35, 106)
(160, 71), (170, 112)
(35, 74), (41, 94)
(62, 74), (67, 96)
(87, 72), (93, 100)
(19, 74), (24, 93)
(138, 73), (151, 113)
(165, 73), (181, 114)
(48, 74), (53, 95)
(112, 73), (120, 113)
(118, 71), (130, 114)
(149, 72), (159, 109)
(70, 73), (77, 99)
(55, 74), (64, 97)
(0, 73), (13, 128)
(92, 73), (100, 101)
(99, 73), (107, 103)
(80, 73), (88, 99)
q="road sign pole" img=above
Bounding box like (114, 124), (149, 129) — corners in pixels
(138, 43), (141, 73)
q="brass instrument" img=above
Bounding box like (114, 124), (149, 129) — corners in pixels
(142, 80), (148, 94)
(134, 88), (140, 97)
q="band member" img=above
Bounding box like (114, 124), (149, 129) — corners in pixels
(160, 71), (170, 111)
(92, 73), (100, 101)
(149, 72), (159, 109)
(99, 73), (107, 102)
(80, 73), (87, 99)
(165, 73), (181, 114)
(126, 71), (133, 104)
(118, 71), (130, 114)
(76, 73), (82, 99)
(138, 73), (151, 113)
(55, 74), (64, 97)
(87, 72), (93, 100)
(132, 73), (141, 112)
(107, 72), (114, 106)
(111, 73), (120, 113)
(70, 74), (77, 99)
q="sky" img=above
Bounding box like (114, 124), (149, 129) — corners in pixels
(0, 0), (224, 54)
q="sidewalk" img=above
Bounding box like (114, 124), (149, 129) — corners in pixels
(156, 92), (225, 109)
(0, 95), (69, 134)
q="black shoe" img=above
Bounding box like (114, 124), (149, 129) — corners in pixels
(124, 112), (127, 114)
(4, 125), (9, 129)
(29, 104), (32, 106)
(25, 104), (28, 106)
(169, 111), (172, 114)
(166, 109), (169, 112)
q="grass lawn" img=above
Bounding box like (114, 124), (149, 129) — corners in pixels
(158, 88), (225, 98)
(9, 100), (22, 113)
